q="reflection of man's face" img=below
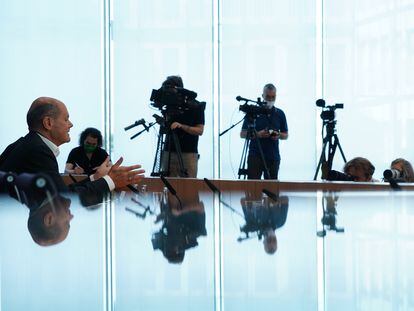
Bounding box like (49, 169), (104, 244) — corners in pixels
(29, 196), (73, 246)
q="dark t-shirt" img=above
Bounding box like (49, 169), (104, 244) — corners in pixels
(242, 107), (288, 161)
(66, 146), (109, 175)
(164, 106), (205, 153)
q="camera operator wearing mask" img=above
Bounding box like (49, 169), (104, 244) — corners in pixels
(240, 83), (288, 180)
(161, 76), (205, 178)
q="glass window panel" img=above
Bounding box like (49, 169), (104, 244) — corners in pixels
(112, 0), (213, 178)
(220, 0), (317, 180)
(325, 0), (414, 178)
(0, 1), (104, 172)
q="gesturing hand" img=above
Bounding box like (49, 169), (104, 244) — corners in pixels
(108, 157), (146, 189)
(93, 156), (112, 180)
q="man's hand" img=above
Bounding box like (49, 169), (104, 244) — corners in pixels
(108, 157), (146, 189)
(269, 130), (280, 140)
(92, 156), (111, 180)
(170, 122), (182, 130)
(74, 166), (85, 174)
(256, 130), (270, 138)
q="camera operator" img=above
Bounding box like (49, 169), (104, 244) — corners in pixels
(240, 83), (288, 179)
(161, 76), (205, 178)
(343, 157), (377, 182)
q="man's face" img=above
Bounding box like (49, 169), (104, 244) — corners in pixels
(262, 89), (276, 103)
(347, 167), (370, 182)
(50, 103), (73, 146)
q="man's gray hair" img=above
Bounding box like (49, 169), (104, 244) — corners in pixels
(263, 83), (277, 93)
(26, 97), (60, 131)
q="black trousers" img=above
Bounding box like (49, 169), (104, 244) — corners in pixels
(247, 155), (280, 180)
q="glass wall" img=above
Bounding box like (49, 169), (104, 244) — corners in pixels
(324, 0), (414, 180)
(0, 1), (104, 171)
(220, 0), (317, 180)
(111, 0), (214, 177)
(1, 0), (414, 180)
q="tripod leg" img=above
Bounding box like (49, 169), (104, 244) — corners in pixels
(151, 130), (165, 176)
(252, 130), (271, 179)
(238, 136), (250, 179)
(334, 134), (347, 163)
(171, 131), (188, 177)
(313, 139), (329, 180)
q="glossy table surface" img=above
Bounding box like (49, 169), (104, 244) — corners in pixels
(1, 182), (413, 311)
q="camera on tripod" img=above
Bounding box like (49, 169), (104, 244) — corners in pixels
(239, 103), (270, 116)
(150, 85), (205, 112)
(236, 96), (270, 116)
(316, 99), (344, 122)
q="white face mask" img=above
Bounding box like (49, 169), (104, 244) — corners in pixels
(266, 101), (275, 108)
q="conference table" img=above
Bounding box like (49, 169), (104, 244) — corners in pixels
(1, 177), (413, 310)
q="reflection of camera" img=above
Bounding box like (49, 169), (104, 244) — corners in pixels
(316, 99), (344, 122)
(327, 170), (355, 181)
(239, 103), (270, 116)
(150, 85), (205, 112)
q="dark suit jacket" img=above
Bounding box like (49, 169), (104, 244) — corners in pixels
(0, 131), (109, 194)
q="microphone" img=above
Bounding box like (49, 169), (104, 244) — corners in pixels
(124, 119), (146, 131)
(160, 175), (182, 209)
(236, 96), (251, 102)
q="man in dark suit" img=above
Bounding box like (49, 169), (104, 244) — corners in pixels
(0, 97), (145, 193)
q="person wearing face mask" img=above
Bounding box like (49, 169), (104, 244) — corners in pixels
(65, 127), (109, 175)
(240, 83), (288, 179)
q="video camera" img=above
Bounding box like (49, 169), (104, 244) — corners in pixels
(316, 99), (344, 122)
(236, 96), (271, 116)
(150, 85), (205, 112)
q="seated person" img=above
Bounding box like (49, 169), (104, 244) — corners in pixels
(343, 157), (377, 182)
(65, 127), (109, 175)
(0, 97), (145, 193)
(388, 158), (414, 182)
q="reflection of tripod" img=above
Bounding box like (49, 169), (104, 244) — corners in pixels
(313, 120), (347, 180)
(151, 113), (188, 177)
(317, 192), (344, 237)
(238, 115), (270, 179)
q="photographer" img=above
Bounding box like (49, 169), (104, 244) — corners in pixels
(387, 158), (414, 182)
(240, 83), (288, 179)
(343, 157), (377, 182)
(161, 76), (205, 178)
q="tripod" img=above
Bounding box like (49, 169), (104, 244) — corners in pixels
(313, 120), (347, 180)
(238, 115), (270, 179)
(151, 113), (188, 177)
